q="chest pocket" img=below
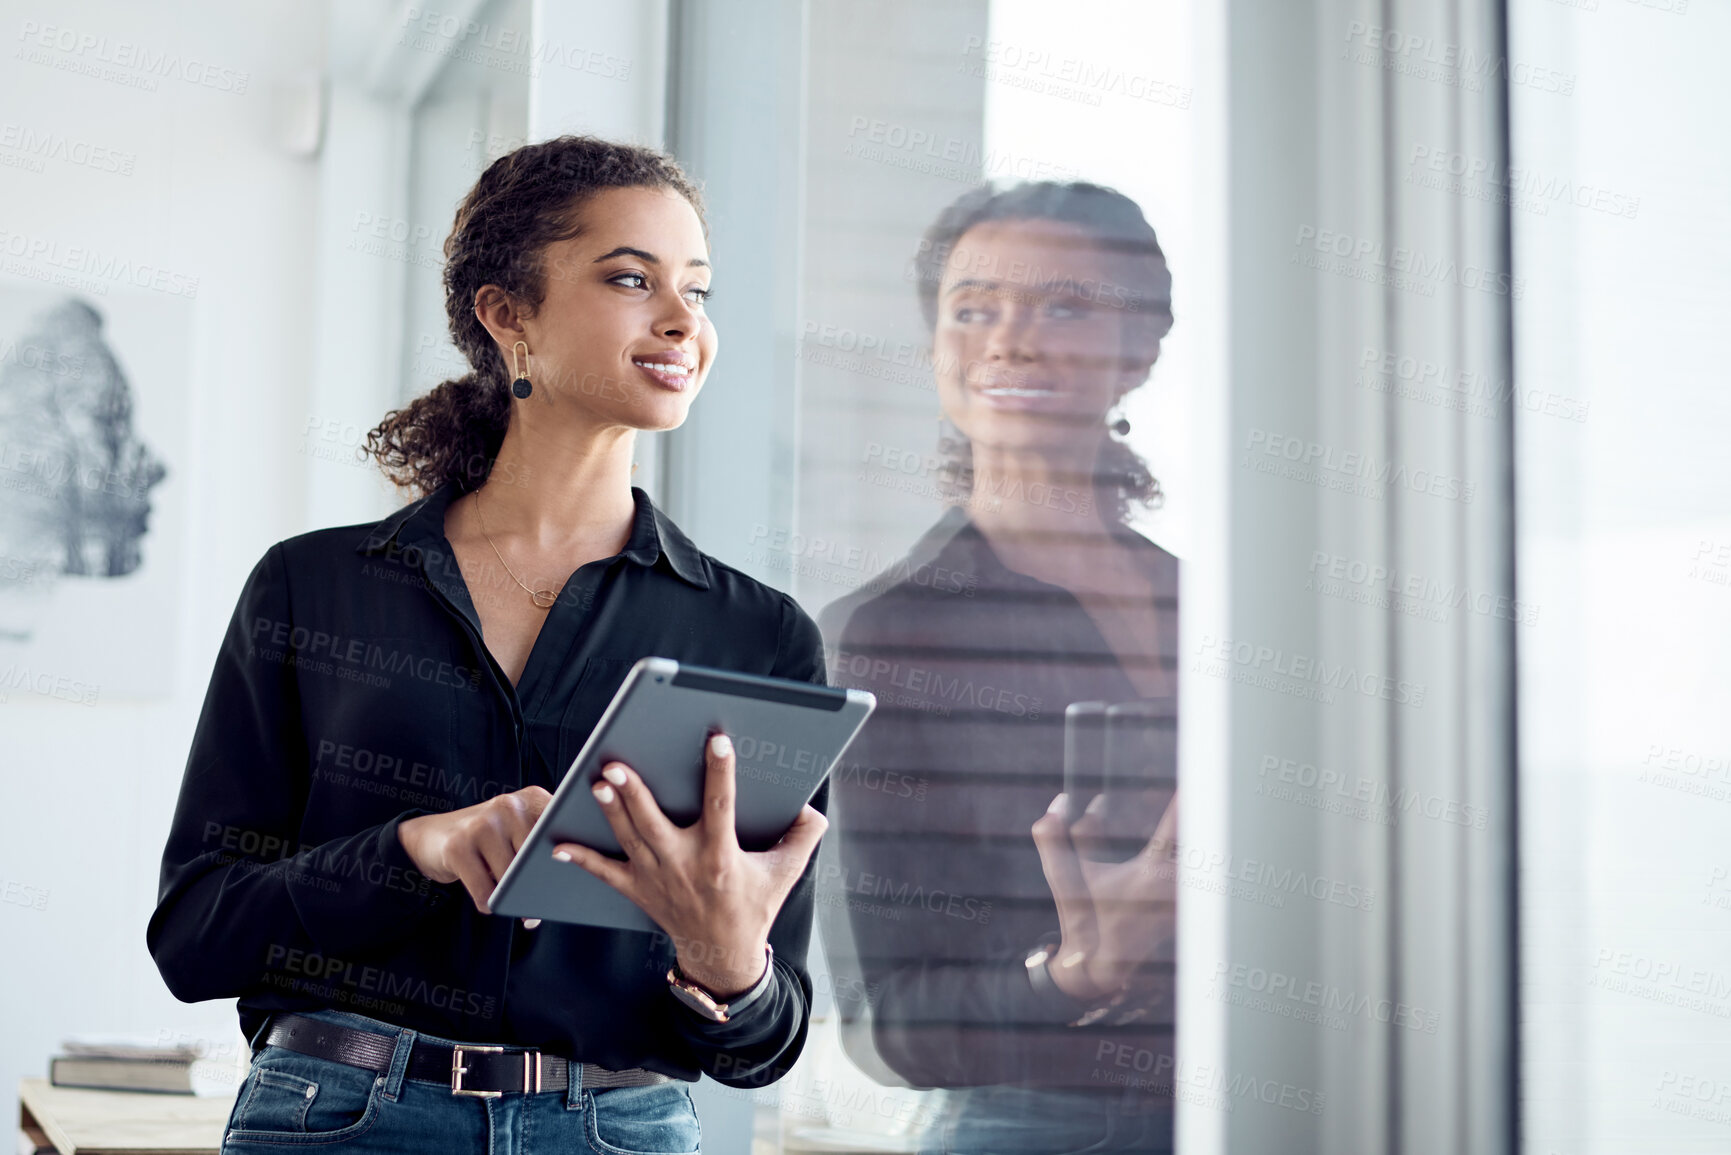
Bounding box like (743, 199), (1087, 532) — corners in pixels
(524, 657), (636, 789)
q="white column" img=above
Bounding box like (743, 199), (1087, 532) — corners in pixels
(528, 0), (673, 502)
(1223, 0), (1518, 1151)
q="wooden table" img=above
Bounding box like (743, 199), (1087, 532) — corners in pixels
(18, 1079), (232, 1155)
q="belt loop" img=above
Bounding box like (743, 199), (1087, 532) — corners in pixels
(381, 1024), (417, 1102)
(245, 1013), (275, 1058)
(565, 1058), (585, 1111)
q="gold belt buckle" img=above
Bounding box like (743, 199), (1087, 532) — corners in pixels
(452, 1044), (537, 1097)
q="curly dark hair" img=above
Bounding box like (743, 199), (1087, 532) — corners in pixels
(911, 180), (1175, 525)
(364, 135), (706, 498)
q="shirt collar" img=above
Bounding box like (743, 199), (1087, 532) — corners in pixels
(357, 479), (712, 591)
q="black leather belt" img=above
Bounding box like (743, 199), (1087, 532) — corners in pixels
(261, 1013), (674, 1096)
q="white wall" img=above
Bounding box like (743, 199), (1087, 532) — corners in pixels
(0, 0), (326, 1094)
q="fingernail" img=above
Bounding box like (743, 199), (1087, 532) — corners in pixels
(593, 783), (615, 804)
(710, 733), (732, 758)
(522, 918), (541, 929)
(553, 850), (572, 863)
(1048, 793), (1067, 814)
(602, 765), (628, 787)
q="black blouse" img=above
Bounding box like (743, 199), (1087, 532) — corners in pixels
(146, 479), (829, 1089)
(816, 506), (1179, 1096)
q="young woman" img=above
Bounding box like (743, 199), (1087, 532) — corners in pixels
(148, 136), (829, 1155)
(818, 181), (1181, 1155)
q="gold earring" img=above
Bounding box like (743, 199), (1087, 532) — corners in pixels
(511, 341), (532, 399)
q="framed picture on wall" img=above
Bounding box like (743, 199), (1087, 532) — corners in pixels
(0, 286), (188, 702)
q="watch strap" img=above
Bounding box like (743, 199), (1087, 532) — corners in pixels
(668, 942), (774, 1022)
(712, 947), (774, 1017)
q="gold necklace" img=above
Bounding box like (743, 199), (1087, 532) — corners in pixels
(474, 486), (559, 609)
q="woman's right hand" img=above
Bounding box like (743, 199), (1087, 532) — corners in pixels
(397, 786), (553, 921)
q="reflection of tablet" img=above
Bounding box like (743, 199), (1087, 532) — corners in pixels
(488, 657), (876, 933)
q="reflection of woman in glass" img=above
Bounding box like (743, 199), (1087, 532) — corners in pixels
(819, 182), (1179, 1154)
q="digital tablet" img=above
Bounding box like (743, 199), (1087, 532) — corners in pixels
(487, 656), (876, 933)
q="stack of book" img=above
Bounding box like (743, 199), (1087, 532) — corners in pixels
(47, 1036), (201, 1095)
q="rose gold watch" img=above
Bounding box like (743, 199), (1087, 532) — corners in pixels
(666, 943), (774, 1023)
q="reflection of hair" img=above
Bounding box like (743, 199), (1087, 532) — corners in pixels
(364, 135), (706, 498)
(913, 181), (1174, 523)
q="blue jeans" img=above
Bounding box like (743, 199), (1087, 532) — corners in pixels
(222, 1006), (702, 1155)
(917, 1085), (1174, 1155)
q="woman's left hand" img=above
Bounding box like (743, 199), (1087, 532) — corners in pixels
(549, 732), (829, 1000)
